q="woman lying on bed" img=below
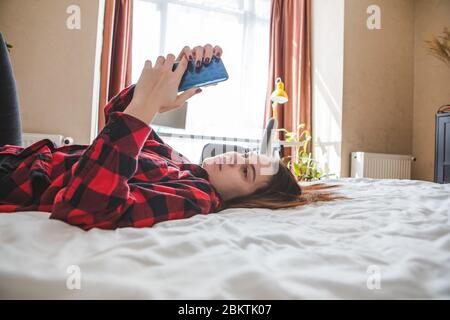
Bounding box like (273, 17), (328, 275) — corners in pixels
(0, 41), (335, 231)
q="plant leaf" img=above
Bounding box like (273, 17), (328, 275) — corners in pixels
(293, 162), (300, 176)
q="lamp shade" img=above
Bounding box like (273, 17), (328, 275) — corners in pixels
(270, 77), (289, 104)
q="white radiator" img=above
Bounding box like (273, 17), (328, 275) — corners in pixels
(22, 133), (74, 148)
(351, 152), (413, 179)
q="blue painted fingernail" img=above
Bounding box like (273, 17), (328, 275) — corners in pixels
(196, 60), (201, 67)
(205, 58), (210, 64)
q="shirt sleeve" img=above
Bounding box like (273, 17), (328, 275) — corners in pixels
(103, 84), (136, 124)
(50, 111), (219, 231)
(103, 84), (185, 162)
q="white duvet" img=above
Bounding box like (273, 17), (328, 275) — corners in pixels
(0, 178), (449, 299)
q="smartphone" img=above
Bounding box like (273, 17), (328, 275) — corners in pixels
(172, 56), (229, 92)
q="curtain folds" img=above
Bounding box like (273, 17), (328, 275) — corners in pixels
(98, 0), (134, 132)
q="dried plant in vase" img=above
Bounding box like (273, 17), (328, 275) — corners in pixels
(424, 27), (450, 68)
(5, 42), (13, 53)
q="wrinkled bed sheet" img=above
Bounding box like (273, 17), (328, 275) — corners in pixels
(0, 178), (449, 299)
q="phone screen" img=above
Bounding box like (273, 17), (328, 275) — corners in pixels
(172, 56), (229, 92)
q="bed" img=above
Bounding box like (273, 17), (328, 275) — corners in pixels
(0, 178), (449, 299)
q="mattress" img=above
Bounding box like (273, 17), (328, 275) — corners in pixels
(0, 178), (449, 299)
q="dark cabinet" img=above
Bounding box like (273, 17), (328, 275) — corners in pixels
(435, 112), (450, 184)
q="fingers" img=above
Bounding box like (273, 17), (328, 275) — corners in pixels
(193, 46), (204, 68)
(213, 45), (223, 59)
(176, 46), (193, 61)
(144, 60), (152, 68)
(203, 44), (213, 65)
(174, 56), (188, 79)
(176, 87), (202, 106)
(137, 60), (152, 80)
(160, 88), (201, 113)
(155, 55), (165, 67)
(176, 44), (223, 66)
(164, 53), (176, 70)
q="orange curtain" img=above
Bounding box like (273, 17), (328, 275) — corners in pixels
(98, 0), (134, 132)
(264, 0), (312, 161)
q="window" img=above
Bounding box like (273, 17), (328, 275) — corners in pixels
(132, 0), (271, 162)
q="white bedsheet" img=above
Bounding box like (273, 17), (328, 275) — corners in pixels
(0, 178), (449, 299)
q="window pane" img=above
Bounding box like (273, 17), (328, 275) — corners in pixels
(132, 0), (271, 148)
(177, 0), (243, 11)
(132, 1), (160, 82)
(166, 3), (249, 138)
(254, 0), (271, 20)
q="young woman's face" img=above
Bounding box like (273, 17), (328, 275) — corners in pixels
(201, 151), (277, 201)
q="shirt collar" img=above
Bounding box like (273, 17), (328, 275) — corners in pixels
(178, 163), (224, 207)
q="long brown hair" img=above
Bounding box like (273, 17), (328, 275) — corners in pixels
(215, 160), (342, 211)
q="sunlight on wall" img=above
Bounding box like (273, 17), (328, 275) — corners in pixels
(313, 70), (342, 177)
(311, 0), (345, 178)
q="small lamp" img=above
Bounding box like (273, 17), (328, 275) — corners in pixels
(270, 77), (289, 119)
(265, 77), (288, 158)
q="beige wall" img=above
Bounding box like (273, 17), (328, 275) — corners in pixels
(412, 0), (450, 181)
(313, 0), (450, 181)
(0, 0), (103, 145)
(341, 0), (415, 177)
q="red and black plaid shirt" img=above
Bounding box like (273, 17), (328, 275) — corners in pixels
(0, 84), (222, 230)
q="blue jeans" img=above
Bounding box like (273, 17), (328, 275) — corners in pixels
(0, 32), (22, 147)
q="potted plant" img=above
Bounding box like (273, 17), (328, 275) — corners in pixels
(277, 124), (325, 181)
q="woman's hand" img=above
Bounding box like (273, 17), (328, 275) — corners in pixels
(176, 44), (223, 68)
(125, 54), (200, 124)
